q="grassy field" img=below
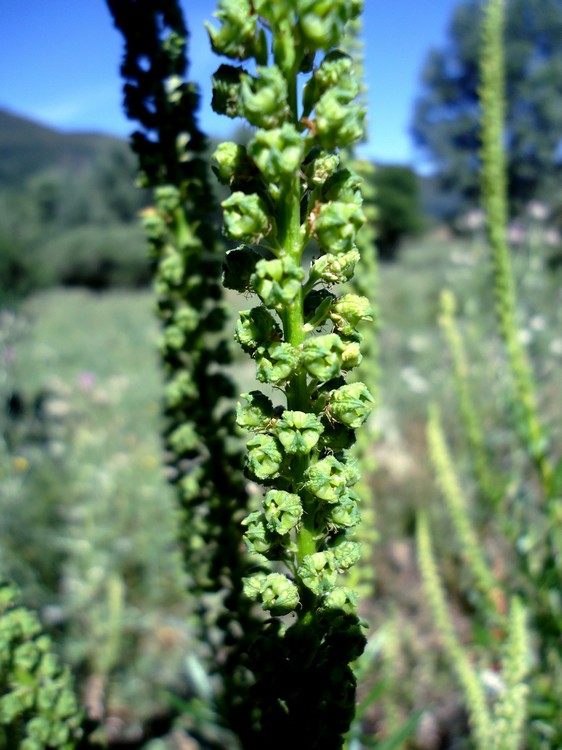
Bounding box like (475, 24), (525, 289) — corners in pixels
(2, 233), (562, 745)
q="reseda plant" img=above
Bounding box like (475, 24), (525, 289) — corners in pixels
(208, 1), (374, 746)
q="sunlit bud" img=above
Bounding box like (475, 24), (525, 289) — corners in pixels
(302, 51), (358, 114)
(320, 586), (358, 614)
(243, 572), (299, 615)
(300, 333), (344, 381)
(256, 342), (299, 384)
(310, 249), (361, 285)
(248, 125), (304, 182)
(242, 510), (276, 555)
(263, 490), (303, 534)
(235, 307), (282, 353)
(315, 89), (365, 150)
(299, 551), (338, 595)
(298, 0), (363, 50)
(314, 201), (365, 254)
(302, 148), (341, 186)
(328, 382), (375, 429)
(322, 168), (363, 205)
(275, 410), (324, 454)
(341, 340), (362, 369)
(327, 494), (360, 529)
(246, 434), (283, 479)
(330, 294), (373, 336)
(240, 66), (289, 129)
(222, 192), (271, 243)
(236, 391), (274, 431)
(332, 540), (362, 571)
(212, 141), (249, 185)
(251, 257), (305, 310)
(206, 0), (267, 62)
(303, 455), (349, 503)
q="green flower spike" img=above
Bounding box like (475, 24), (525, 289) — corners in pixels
(276, 410), (324, 454)
(243, 573), (299, 615)
(222, 192), (271, 243)
(328, 382), (375, 429)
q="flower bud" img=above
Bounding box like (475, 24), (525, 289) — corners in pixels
(222, 192), (271, 243)
(327, 494), (360, 529)
(303, 455), (349, 503)
(303, 51), (358, 114)
(256, 342), (299, 384)
(206, 0), (267, 62)
(235, 307), (282, 353)
(315, 89), (365, 151)
(168, 423), (199, 454)
(246, 434), (283, 479)
(328, 382), (375, 429)
(248, 125), (304, 182)
(322, 168), (363, 205)
(263, 490), (303, 534)
(236, 391), (274, 431)
(251, 257), (305, 310)
(212, 142), (249, 185)
(314, 201), (365, 255)
(302, 148), (340, 186)
(243, 573), (300, 615)
(298, 0), (363, 50)
(310, 249), (361, 285)
(300, 333), (344, 381)
(341, 340), (362, 370)
(276, 410), (324, 454)
(240, 66), (289, 129)
(320, 586), (358, 615)
(330, 294), (373, 337)
(332, 540), (362, 571)
(299, 551), (337, 595)
(242, 511), (276, 555)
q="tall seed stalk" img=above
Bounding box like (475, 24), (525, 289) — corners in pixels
(208, 1), (374, 746)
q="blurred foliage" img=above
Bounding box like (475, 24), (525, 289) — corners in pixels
(412, 0), (562, 223)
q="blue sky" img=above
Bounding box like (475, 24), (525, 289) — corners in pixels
(1, 1), (460, 165)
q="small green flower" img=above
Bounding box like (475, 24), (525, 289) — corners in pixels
(248, 125), (304, 182)
(240, 66), (289, 128)
(243, 572), (299, 615)
(315, 89), (365, 151)
(303, 455), (349, 503)
(314, 201), (365, 254)
(263, 490), (303, 534)
(236, 391), (274, 431)
(332, 540), (362, 571)
(302, 148), (340, 186)
(328, 382), (375, 429)
(299, 551), (338, 595)
(246, 434), (283, 479)
(222, 192), (271, 243)
(242, 511), (276, 555)
(212, 141), (249, 184)
(276, 410), (324, 454)
(320, 586), (358, 615)
(303, 52), (358, 115)
(327, 494), (361, 529)
(310, 249), (361, 285)
(322, 168), (363, 205)
(330, 294), (373, 336)
(168, 423), (199, 454)
(235, 307), (282, 353)
(206, 0), (267, 62)
(341, 340), (362, 370)
(256, 342), (299, 384)
(298, 0), (363, 50)
(300, 333), (344, 381)
(251, 257), (305, 310)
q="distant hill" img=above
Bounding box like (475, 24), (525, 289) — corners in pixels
(0, 107), (126, 189)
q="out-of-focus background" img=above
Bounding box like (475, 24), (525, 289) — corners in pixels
(2, 0), (562, 747)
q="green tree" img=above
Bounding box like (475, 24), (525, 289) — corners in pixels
(371, 165), (423, 260)
(412, 0), (562, 222)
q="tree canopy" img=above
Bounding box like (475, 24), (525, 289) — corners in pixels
(412, 0), (562, 222)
